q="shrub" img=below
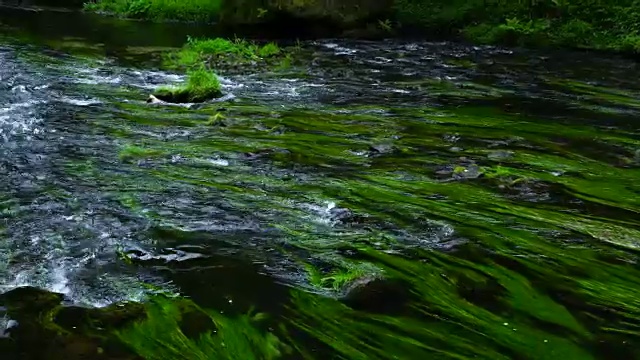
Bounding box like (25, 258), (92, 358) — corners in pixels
(83, 0), (222, 22)
(164, 37), (283, 70)
(551, 19), (594, 47)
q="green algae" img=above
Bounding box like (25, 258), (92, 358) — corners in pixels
(43, 107), (640, 358)
(118, 145), (167, 162)
(7, 39), (640, 360)
(546, 78), (640, 112)
(117, 296), (286, 360)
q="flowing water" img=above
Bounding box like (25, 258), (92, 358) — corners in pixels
(1, 6), (640, 360)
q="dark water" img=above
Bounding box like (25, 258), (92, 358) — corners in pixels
(1, 7), (640, 360)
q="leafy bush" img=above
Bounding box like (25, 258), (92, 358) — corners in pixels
(164, 37), (282, 70)
(399, 0), (640, 53)
(83, 0), (222, 22)
(552, 19), (594, 47)
(617, 34), (640, 53)
(464, 18), (551, 47)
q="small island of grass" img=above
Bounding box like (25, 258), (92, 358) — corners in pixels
(149, 37), (294, 104)
(164, 36), (288, 72)
(152, 68), (222, 103)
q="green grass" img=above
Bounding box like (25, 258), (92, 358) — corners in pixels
(164, 36), (282, 70)
(83, 0), (222, 22)
(153, 68), (222, 103)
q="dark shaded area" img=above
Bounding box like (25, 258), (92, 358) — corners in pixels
(0, 287), (141, 360)
(0, 0), (85, 8)
(341, 277), (412, 314)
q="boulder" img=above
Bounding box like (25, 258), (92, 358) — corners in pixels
(341, 276), (411, 314)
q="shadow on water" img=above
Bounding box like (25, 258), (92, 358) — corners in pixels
(1, 6), (640, 360)
(0, 5), (216, 48)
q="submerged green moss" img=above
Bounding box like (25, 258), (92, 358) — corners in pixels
(12, 39), (640, 360)
(118, 145), (166, 162)
(117, 296), (286, 360)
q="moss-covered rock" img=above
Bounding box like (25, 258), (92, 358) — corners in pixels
(152, 68), (223, 103)
(0, 287), (143, 359)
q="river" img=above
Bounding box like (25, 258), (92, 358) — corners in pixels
(0, 6), (639, 360)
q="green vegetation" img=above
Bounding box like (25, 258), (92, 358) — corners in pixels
(153, 68), (222, 103)
(163, 36), (283, 71)
(83, 0), (222, 22)
(6, 14), (640, 360)
(119, 144), (166, 162)
(154, 37), (289, 99)
(395, 0), (640, 53)
(82, 0), (640, 53)
(118, 297), (286, 360)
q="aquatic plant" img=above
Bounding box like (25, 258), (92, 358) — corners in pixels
(163, 36), (284, 71)
(118, 145), (166, 162)
(117, 297), (286, 360)
(153, 68), (222, 103)
(6, 34), (640, 360)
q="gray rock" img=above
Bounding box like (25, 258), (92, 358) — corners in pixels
(369, 143), (395, 154)
(487, 150), (514, 161)
(341, 276), (410, 314)
(452, 164), (483, 180)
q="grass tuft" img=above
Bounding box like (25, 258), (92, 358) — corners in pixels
(163, 37), (283, 70)
(153, 68), (222, 103)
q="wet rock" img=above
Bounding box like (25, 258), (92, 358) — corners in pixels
(125, 248), (207, 264)
(178, 308), (217, 340)
(0, 286), (63, 314)
(435, 237), (467, 251)
(0, 319), (18, 338)
(369, 143), (393, 153)
(487, 150), (514, 161)
(146, 94), (165, 104)
(151, 86), (223, 104)
(341, 276), (410, 314)
(457, 274), (507, 314)
(328, 206), (353, 222)
(368, 143), (395, 156)
(503, 180), (552, 203)
(54, 302), (146, 332)
(244, 148), (291, 160)
(442, 134), (460, 143)
(452, 164), (483, 180)
(0, 287), (141, 359)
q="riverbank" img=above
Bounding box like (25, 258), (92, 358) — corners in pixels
(80, 0), (640, 54)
